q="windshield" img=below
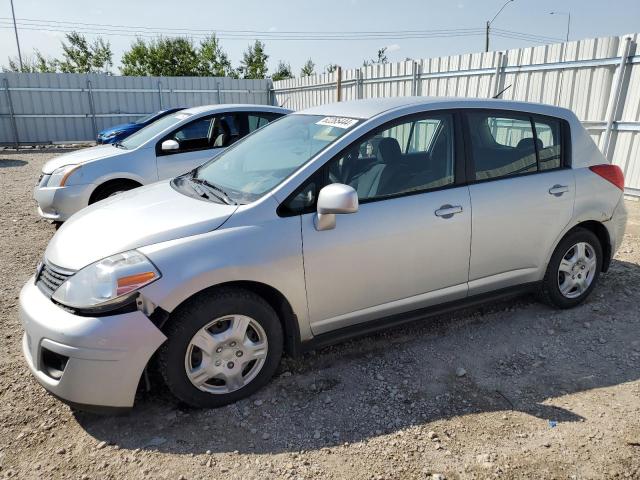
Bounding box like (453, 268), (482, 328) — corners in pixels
(119, 112), (192, 150)
(189, 114), (360, 204)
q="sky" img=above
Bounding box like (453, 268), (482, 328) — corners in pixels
(1, 0), (639, 75)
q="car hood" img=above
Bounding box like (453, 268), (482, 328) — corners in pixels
(45, 181), (238, 270)
(42, 144), (129, 174)
(98, 122), (137, 136)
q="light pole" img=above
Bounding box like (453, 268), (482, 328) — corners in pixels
(486, 0), (515, 52)
(10, 0), (23, 71)
(550, 11), (571, 42)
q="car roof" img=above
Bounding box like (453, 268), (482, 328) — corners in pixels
(180, 104), (292, 115)
(295, 96), (575, 121)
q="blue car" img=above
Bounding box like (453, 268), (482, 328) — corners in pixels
(96, 107), (185, 144)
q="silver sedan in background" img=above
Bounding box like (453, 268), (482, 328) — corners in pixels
(20, 97), (627, 412)
(33, 104), (291, 221)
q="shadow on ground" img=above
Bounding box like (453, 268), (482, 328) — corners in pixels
(74, 258), (640, 455)
(0, 158), (28, 168)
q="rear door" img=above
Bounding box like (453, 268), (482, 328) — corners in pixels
(464, 110), (574, 294)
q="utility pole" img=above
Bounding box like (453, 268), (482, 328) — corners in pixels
(550, 11), (571, 42)
(10, 0), (23, 71)
(485, 0), (515, 52)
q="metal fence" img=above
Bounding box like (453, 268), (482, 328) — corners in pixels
(0, 73), (272, 145)
(273, 33), (640, 196)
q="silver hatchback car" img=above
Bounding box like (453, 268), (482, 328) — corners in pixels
(20, 97), (627, 412)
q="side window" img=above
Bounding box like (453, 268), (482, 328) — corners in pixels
(247, 113), (280, 133)
(467, 113), (537, 181)
(172, 117), (213, 147)
(534, 118), (562, 171)
(327, 114), (455, 201)
(212, 114), (241, 148)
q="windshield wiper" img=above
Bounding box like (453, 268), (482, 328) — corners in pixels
(190, 178), (236, 205)
(190, 176), (237, 205)
(113, 141), (126, 149)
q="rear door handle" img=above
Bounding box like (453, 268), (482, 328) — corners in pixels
(435, 204), (463, 218)
(549, 184), (569, 196)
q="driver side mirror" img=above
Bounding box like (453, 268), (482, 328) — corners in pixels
(314, 183), (359, 231)
(161, 139), (180, 152)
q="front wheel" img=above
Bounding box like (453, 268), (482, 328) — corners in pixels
(157, 288), (283, 408)
(540, 228), (603, 309)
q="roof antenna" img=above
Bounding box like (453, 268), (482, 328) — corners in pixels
(493, 84), (512, 99)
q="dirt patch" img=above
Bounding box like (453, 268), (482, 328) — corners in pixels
(1, 150), (639, 479)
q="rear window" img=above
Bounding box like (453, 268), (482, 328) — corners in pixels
(467, 112), (564, 181)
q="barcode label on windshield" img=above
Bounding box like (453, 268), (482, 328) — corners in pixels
(316, 117), (358, 129)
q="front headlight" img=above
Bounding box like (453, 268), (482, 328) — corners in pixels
(52, 250), (160, 312)
(46, 164), (81, 187)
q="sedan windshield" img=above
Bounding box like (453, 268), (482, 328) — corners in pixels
(119, 112), (192, 150)
(188, 114), (360, 204)
(135, 111), (161, 124)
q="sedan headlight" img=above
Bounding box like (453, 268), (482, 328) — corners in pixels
(52, 250), (160, 312)
(46, 164), (81, 187)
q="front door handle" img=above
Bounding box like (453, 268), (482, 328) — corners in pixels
(549, 184), (569, 196)
(435, 204), (463, 218)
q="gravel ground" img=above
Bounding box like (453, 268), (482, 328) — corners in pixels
(1, 149), (639, 480)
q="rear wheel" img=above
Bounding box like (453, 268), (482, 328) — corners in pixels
(158, 288), (283, 408)
(540, 228), (602, 308)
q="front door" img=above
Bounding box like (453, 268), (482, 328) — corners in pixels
(297, 112), (472, 335)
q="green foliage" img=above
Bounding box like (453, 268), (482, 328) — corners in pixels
(238, 40), (269, 79)
(197, 35), (235, 77)
(363, 47), (389, 67)
(121, 37), (200, 76)
(4, 50), (57, 73)
(325, 63), (339, 74)
(58, 32), (113, 73)
(300, 58), (315, 77)
(272, 61), (293, 81)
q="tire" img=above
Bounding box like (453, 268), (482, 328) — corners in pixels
(539, 228), (603, 309)
(89, 180), (139, 204)
(157, 288), (283, 408)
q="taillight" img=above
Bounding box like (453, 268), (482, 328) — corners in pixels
(589, 164), (624, 191)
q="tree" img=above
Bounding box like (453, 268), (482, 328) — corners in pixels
(363, 47), (389, 67)
(3, 50), (57, 73)
(58, 32), (113, 73)
(121, 37), (199, 76)
(271, 61), (293, 81)
(198, 35), (234, 77)
(300, 58), (315, 77)
(238, 40), (268, 79)
(325, 63), (339, 74)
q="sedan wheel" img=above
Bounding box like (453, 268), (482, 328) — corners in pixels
(184, 315), (268, 394)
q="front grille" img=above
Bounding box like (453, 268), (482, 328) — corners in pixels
(36, 261), (75, 298)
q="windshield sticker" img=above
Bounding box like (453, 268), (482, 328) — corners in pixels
(316, 117), (358, 129)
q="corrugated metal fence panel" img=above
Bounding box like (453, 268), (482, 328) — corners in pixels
(0, 73), (271, 144)
(272, 33), (640, 195)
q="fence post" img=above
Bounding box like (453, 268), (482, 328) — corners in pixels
(602, 36), (633, 161)
(157, 80), (163, 109)
(356, 69), (363, 99)
(86, 79), (98, 139)
(411, 60), (422, 97)
(2, 78), (19, 149)
(336, 66), (342, 102)
(216, 81), (222, 104)
(492, 51), (507, 98)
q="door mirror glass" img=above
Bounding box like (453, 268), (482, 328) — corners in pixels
(314, 183), (358, 231)
(161, 139), (180, 151)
